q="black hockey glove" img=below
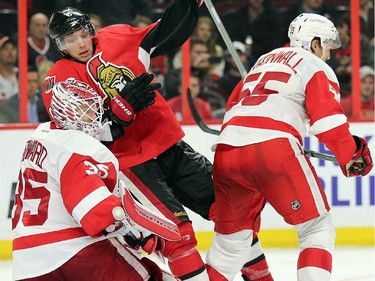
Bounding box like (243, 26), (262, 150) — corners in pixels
(119, 72), (161, 112)
(109, 73), (160, 127)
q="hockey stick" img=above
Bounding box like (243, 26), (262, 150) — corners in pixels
(187, 89), (337, 163)
(204, 0), (247, 78)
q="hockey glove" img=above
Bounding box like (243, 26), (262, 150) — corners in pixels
(340, 135), (373, 177)
(109, 95), (136, 127)
(124, 233), (166, 254)
(119, 72), (160, 112)
(109, 73), (161, 126)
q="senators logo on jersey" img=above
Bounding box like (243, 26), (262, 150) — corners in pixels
(43, 75), (56, 94)
(87, 52), (135, 100)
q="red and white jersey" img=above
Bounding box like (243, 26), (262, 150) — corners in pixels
(42, 0), (201, 170)
(218, 47), (356, 165)
(12, 122), (122, 280)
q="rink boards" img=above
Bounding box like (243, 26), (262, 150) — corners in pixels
(0, 123), (374, 260)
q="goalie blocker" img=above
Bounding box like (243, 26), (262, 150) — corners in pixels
(106, 180), (181, 254)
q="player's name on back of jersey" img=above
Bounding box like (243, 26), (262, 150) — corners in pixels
(21, 140), (47, 169)
(252, 50), (303, 73)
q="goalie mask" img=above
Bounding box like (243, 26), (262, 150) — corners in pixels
(49, 7), (95, 57)
(288, 13), (341, 54)
(50, 79), (105, 139)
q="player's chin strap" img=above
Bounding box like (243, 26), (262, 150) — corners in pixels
(186, 88), (338, 163)
(112, 180), (181, 241)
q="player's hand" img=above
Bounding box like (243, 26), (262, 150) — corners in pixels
(119, 73), (160, 112)
(340, 136), (373, 177)
(197, 0), (203, 7)
(124, 233), (166, 255)
(109, 95), (135, 127)
(108, 73), (160, 126)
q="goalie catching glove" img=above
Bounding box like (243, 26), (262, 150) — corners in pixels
(340, 135), (373, 177)
(109, 73), (161, 126)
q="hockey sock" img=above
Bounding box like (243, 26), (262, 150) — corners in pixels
(241, 235), (273, 281)
(163, 221), (209, 280)
(206, 264), (229, 281)
(297, 248), (332, 280)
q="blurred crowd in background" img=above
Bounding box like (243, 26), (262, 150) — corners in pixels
(0, 0), (373, 123)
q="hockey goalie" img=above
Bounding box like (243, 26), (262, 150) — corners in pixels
(11, 79), (181, 281)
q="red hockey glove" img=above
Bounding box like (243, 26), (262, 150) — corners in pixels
(197, 0), (204, 7)
(109, 73), (160, 126)
(124, 233), (166, 255)
(340, 136), (373, 177)
(119, 73), (160, 112)
(109, 95), (135, 127)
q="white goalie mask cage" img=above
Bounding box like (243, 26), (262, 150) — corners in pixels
(50, 79), (105, 138)
(288, 13), (341, 52)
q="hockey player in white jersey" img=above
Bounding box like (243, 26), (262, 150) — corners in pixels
(11, 79), (181, 281)
(206, 13), (373, 281)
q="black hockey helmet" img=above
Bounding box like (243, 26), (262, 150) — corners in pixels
(49, 7), (95, 39)
(49, 7), (95, 57)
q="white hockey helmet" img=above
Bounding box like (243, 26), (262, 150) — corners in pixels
(50, 79), (105, 138)
(288, 13), (341, 51)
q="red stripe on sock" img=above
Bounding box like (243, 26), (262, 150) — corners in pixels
(297, 248), (332, 273)
(206, 264), (229, 281)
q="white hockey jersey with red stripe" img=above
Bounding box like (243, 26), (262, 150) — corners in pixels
(12, 122), (123, 280)
(217, 47), (356, 165)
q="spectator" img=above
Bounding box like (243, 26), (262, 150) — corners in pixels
(360, 0), (374, 46)
(219, 0), (284, 64)
(27, 12), (61, 73)
(192, 16), (225, 79)
(88, 13), (104, 30)
(341, 66), (374, 119)
(168, 72), (213, 120)
(171, 17), (225, 81)
(167, 37), (214, 99)
(132, 14), (152, 28)
(0, 66), (49, 123)
(216, 41), (248, 101)
(333, 15), (374, 96)
(0, 1), (17, 37)
(0, 36), (18, 104)
(281, 0), (341, 46)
